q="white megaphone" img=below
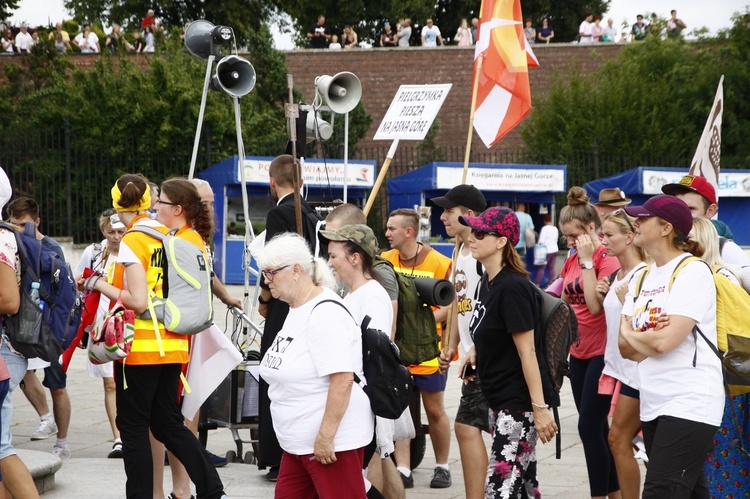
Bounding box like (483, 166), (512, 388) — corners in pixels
(211, 55), (256, 98)
(306, 112), (333, 143)
(314, 72), (362, 114)
(184, 20), (233, 59)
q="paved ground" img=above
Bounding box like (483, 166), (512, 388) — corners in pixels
(9, 285), (645, 498)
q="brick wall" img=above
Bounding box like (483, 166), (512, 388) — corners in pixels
(284, 44), (624, 152)
(0, 43), (623, 152)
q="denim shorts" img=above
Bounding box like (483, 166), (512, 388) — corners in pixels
(0, 337), (29, 459)
(42, 362), (67, 390)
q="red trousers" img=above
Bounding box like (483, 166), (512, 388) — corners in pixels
(275, 448), (366, 499)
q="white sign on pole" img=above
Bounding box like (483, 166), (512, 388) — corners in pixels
(374, 84), (453, 141)
(436, 166), (566, 192)
(642, 169), (750, 197)
(236, 158), (375, 188)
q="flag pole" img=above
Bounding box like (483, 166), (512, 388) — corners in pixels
(442, 56), (484, 367)
(364, 139), (400, 217)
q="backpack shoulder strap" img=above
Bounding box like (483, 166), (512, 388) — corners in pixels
(129, 225), (166, 241)
(667, 255), (701, 292)
(311, 298), (365, 386)
(633, 263), (652, 297)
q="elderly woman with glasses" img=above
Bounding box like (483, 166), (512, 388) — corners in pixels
(458, 206), (557, 498)
(593, 208), (648, 499)
(619, 196), (724, 498)
(257, 232), (374, 498)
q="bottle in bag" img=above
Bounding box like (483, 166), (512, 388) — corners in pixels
(22, 282), (45, 343)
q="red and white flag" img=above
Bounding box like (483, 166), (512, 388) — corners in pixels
(688, 75), (723, 198)
(473, 0), (538, 148)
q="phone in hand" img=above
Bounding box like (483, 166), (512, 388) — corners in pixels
(460, 363), (476, 379)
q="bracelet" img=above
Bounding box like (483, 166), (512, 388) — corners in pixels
(531, 402), (549, 410)
(258, 295), (270, 305)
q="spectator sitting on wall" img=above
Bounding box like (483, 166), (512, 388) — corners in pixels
(307, 14), (331, 49)
(342, 25), (358, 48)
(131, 30), (143, 53)
(329, 34), (341, 49)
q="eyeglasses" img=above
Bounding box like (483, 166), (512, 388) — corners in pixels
(261, 265), (290, 282)
(610, 208), (635, 233)
(471, 229), (501, 240)
(155, 198), (179, 206)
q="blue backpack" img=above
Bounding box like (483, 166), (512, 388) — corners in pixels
(0, 222), (82, 364)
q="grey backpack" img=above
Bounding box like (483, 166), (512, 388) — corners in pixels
(131, 226), (214, 335)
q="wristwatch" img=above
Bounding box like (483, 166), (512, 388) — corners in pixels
(580, 261), (594, 270)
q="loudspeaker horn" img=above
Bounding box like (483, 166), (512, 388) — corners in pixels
(211, 55), (256, 98)
(314, 72), (362, 114)
(184, 19), (233, 59)
(306, 112), (333, 143)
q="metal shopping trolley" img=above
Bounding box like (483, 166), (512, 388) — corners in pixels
(198, 306), (263, 464)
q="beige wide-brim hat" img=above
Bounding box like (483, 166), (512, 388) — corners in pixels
(596, 187), (632, 207)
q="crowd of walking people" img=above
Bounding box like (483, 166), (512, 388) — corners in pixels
(0, 155), (748, 499)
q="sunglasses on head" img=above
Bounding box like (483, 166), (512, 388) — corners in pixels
(471, 229), (501, 240)
(610, 208), (635, 233)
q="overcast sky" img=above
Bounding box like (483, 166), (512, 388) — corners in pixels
(7, 0), (749, 49)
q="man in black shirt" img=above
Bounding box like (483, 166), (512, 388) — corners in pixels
(307, 15), (331, 49)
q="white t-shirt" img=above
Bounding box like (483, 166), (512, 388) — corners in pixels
(621, 254), (724, 425)
(537, 225), (559, 255)
(421, 25), (441, 46)
(75, 32), (100, 53)
(344, 279), (392, 334)
(259, 288), (373, 455)
(454, 245), (482, 356)
(15, 31), (33, 51)
(579, 21), (593, 42)
(602, 263), (646, 387)
(721, 239), (750, 267)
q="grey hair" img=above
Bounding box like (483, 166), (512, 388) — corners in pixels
(189, 178), (211, 190)
(258, 232), (336, 289)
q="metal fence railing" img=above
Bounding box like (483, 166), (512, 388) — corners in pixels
(3, 121), (745, 244)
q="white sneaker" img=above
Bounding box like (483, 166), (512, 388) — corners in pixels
(52, 445), (71, 460)
(31, 419), (58, 441)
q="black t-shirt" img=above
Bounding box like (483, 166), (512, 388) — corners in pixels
(471, 267), (544, 411)
(308, 23), (331, 48)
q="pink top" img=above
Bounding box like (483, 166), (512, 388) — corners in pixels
(561, 245), (620, 359)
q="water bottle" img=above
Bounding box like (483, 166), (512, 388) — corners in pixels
(21, 282), (44, 343)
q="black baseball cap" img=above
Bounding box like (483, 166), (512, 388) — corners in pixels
(429, 184), (487, 213)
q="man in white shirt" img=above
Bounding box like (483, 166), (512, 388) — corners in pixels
(661, 174), (750, 267)
(421, 19), (443, 47)
(578, 13), (594, 43)
(14, 23), (33, 53)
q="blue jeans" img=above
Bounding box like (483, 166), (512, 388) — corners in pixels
(0, 336), (28, 460)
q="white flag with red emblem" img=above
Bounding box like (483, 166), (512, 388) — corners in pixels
(688, 75), (723, 199)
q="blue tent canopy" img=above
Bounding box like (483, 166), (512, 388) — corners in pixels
(584, 167), (750, 245)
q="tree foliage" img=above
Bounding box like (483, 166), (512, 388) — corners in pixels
(521, 11), (750, 168)
(62, 0), (272, 45)
(0, 0), (18, 21)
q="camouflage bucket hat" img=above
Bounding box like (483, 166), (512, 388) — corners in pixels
(319, 224), (379, 258)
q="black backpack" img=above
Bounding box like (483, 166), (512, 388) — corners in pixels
(533, 283), (579, 458)
(314, 300), (413, 419)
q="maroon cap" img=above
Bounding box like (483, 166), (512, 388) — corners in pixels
(661, 174), (717, 205)
(624, 194), (693, 236)
(459, 206), (520, 246)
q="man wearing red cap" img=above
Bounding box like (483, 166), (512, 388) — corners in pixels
(661, 174), (750, 267)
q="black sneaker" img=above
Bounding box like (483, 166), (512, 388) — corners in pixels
(430, 467), (452, 488)
(207, 451), (229, 467)
(398, 470), (414, 489)
(108, 440), (123, 459)
(265, 466), (279, 482)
